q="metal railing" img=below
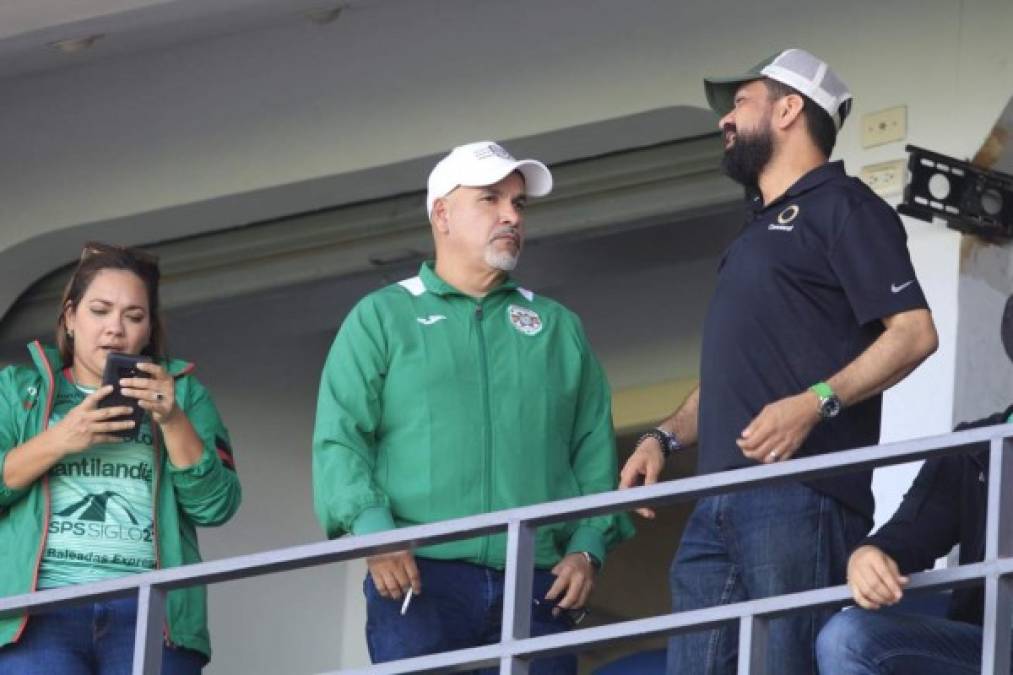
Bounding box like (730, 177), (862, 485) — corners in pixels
(2, 423), (1011, 674)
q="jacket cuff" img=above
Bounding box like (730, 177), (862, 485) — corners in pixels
(166, 444), (217, 477)
(0, 453), (29, 506)
(351, 506), (397, 536)
(565, 525), (607, 569)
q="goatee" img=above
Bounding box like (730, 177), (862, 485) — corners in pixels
(485, 247), (519, 272)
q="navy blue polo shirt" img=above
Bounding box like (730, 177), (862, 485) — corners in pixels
(697, 161), (929, 519)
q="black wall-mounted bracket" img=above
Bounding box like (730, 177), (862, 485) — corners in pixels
(897, 144), (1013, 240)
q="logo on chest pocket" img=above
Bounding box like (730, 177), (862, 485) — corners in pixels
(507, 305), (543, 336)
(768, 204), (800, 232)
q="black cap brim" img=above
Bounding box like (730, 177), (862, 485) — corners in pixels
(703, 74), (764, 117)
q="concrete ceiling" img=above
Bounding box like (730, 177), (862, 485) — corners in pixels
(0, 0), (737, 325)
(0, 0), (375, 80)
(0, 0), (802, 82)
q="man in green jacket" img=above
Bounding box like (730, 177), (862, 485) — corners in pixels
(312, 140), (632, 672)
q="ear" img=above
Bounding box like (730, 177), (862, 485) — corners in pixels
(431, 197), (452, 235)
(774, 93), (806, 130)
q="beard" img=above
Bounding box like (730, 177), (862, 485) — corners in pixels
(484, 227), (521, 271)
(484, 244), (519, 272)
(721, 125), (774, 188)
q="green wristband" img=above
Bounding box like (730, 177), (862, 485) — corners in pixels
(809, 381), (834, 399)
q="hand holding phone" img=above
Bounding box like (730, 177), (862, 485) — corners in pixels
(98, 352), (151, 440)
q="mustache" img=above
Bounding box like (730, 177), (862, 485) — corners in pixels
(490, 226), (520, 241)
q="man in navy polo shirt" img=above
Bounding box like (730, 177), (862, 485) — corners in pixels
(620, 48), (938, 674)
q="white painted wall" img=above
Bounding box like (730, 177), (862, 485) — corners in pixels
(189, 331), (354, 674)
(166, 279), (375, 673)
(954, 241), (1013, 424)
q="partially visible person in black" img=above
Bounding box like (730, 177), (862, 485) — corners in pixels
(817, 294), (1013, 674)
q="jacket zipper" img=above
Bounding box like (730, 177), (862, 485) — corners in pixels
(474, 302), (493, 566)
(15, 342), (57, 642)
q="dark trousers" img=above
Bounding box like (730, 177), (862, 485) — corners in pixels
(0, 596), (205, 675)
(364, 557), (576, 674)
(667, 481), (871, 675)
(818, 608), (1013, 674)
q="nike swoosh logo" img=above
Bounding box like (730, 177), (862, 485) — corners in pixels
(417, 315), (447, 325)
(891, 281), (915, 294)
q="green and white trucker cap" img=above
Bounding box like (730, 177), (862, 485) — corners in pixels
(704, 48), (853, 131)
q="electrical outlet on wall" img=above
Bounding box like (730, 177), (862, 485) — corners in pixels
(860, 159), (907, 196)
(861, 106), (907, 148)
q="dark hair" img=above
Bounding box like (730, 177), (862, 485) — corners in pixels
(57, 242), (165, 366)
(763, 78), (838, 158)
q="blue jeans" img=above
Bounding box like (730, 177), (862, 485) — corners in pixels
(667, 481), (870, 675)
(0, 596), (205, 675)
(817, 607), (1013, 674)
(364, 557), (576, 674)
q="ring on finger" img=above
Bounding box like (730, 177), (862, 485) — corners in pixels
(768, 450), (778, 461)
(153, 391), (165, 401)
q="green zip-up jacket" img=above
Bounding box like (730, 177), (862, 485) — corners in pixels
(0, 342), (241, 659)
(313, 262), (633, 569)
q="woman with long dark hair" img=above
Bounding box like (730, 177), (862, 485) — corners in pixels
(0, 242), (241, 674)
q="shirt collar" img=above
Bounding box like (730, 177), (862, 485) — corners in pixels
(786, 160), (846, 197)
(418, 260), (518, 298)
(747, 161), (847, 214)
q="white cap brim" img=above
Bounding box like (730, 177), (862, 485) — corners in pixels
(457, 158), (552, 197)
(426, 142), (554, 216)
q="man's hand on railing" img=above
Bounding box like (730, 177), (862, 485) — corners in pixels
(366, 550), (421, 600)
(618, 437), (666, 519)
(737, 391), (821, 464)
(846, 545), (909, 610)
(544, 552), (596, 616)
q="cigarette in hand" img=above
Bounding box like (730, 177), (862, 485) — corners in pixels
(400, 587), (413, 616)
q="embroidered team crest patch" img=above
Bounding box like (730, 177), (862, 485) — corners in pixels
(507, 304), (543, 336)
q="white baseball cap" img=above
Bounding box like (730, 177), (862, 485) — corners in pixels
(426, 141), (553, 216)
(704, 48), (853, 131)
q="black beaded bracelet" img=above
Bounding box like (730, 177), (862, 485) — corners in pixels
(637, 428), (680, 459)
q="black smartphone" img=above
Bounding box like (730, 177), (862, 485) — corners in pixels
(98, 352), (152, 440)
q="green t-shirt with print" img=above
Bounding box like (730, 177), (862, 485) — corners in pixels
(38, 375), (157, 589)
